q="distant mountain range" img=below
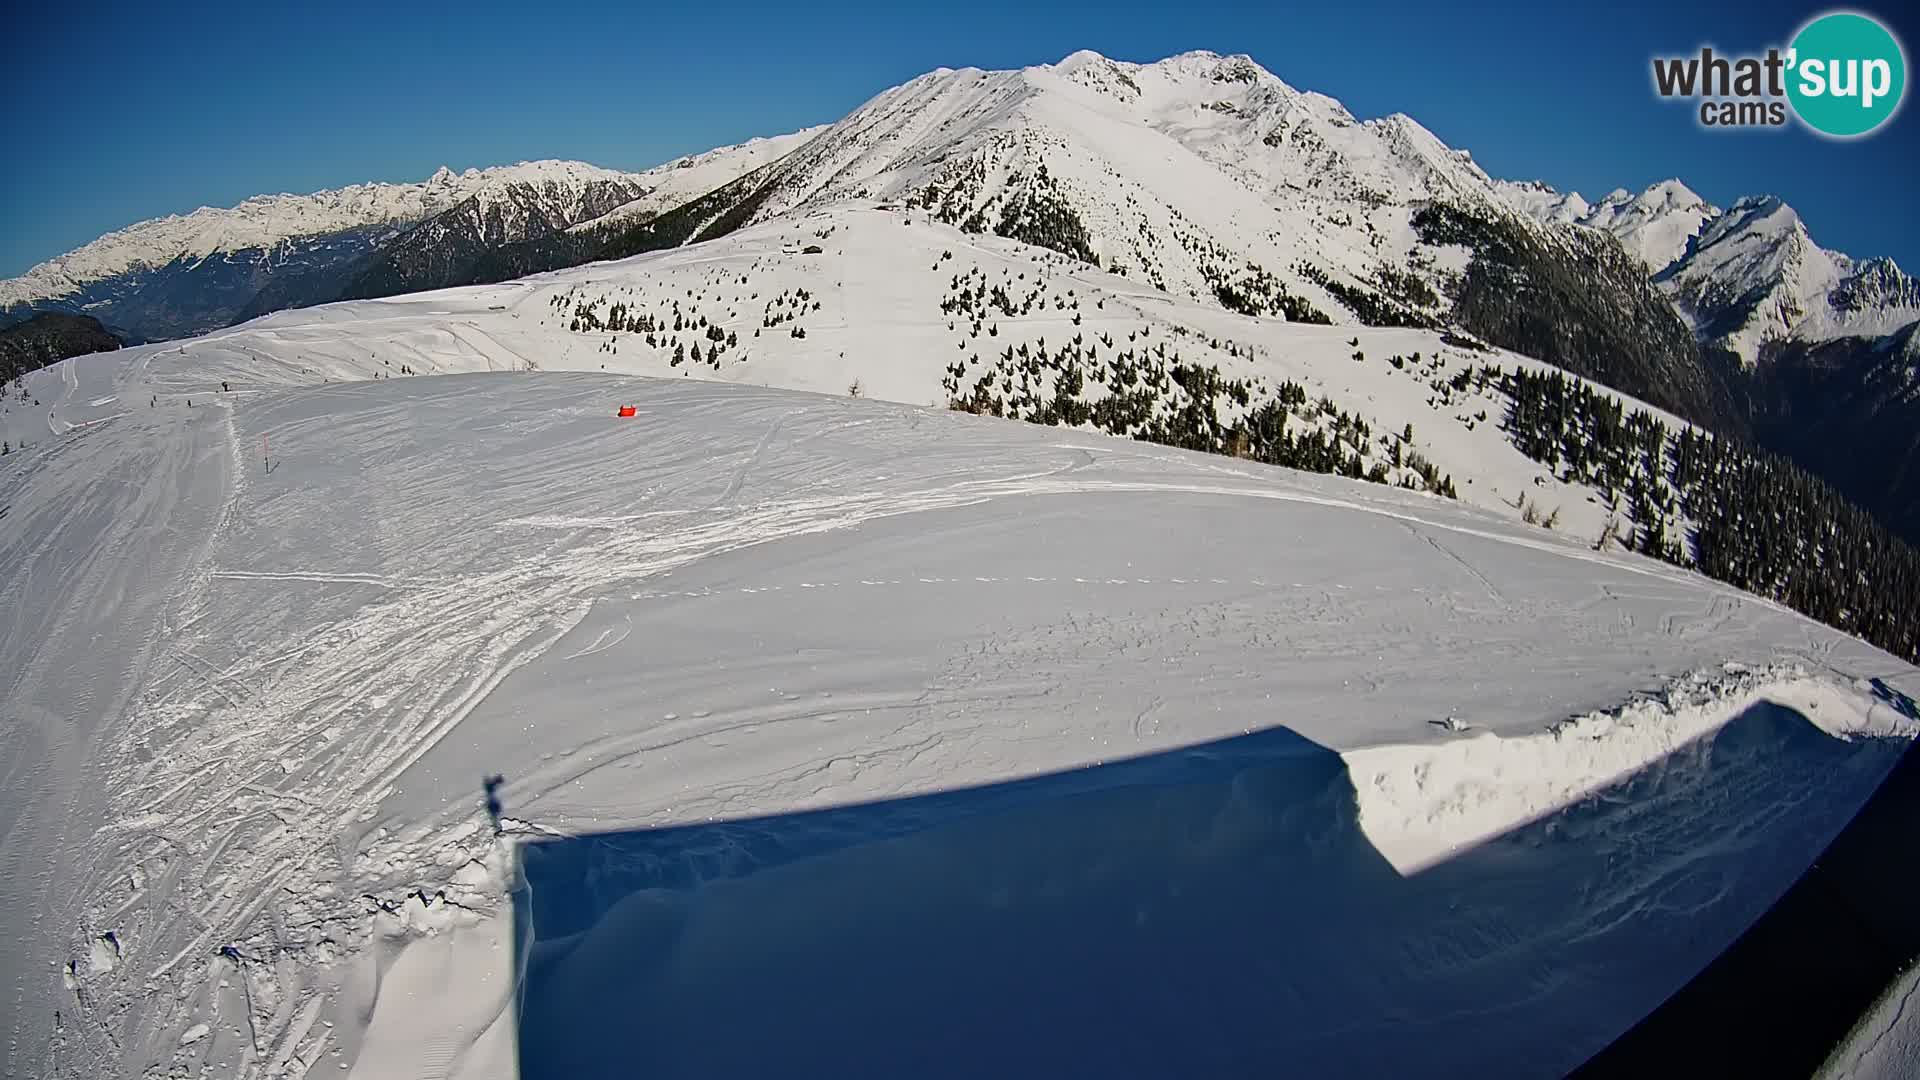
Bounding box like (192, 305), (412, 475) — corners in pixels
(3, 49), (1915, 538)
(0, 143), (813, 343)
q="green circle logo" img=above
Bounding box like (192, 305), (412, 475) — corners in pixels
(1787, 11), (1907, 137)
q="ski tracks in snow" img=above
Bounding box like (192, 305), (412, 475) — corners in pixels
(60, 452), (1183, 1074)
(0, 402), (238, 1078)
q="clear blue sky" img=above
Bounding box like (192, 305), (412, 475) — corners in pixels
(5, 0), (1915, 277)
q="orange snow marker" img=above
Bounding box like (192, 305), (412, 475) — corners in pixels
(616, 405), (637, 418)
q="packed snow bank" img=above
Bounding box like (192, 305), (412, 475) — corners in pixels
(1350, 665), (1918, 873)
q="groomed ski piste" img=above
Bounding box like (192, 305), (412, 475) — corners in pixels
(1, 210), (1917, 1078)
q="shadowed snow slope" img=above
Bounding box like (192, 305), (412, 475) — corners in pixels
(506, 705), (1907, 1080)
(0, 361), (1914, 1078)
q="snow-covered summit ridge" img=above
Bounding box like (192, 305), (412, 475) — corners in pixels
(0, 146), (797, 309)
(1659, 194), (1920, 363)
(1032, 48), (1495, 204)
(1500, 176), (1720, 275)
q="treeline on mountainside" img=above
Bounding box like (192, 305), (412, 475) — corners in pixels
(989, 165), (1098, 266)
(0, 312), (121, 384)
(1495, 365), (1918, 663)
(942, 320), (1917, 662)
(948, 331), (1459, 501)
(1412, 204), (1745, 434)
(1413, 200), (1920, 556)
(916, 161), (1100, 268)
(1293, 261), (1438, 329)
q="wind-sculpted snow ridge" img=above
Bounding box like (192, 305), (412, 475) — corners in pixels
(1, 356), (1913, 1077)
(1349, 662), (1916, 874)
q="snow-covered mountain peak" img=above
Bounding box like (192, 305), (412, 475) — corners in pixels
(1052, 48), (1112, 71)
(1493, 176), (1912, 364)
(1136, 49), (1274, 87)
(1501, 177), (1719, 276)
(1697, 196), (1812, 276)
(1659, 192), (1919, 364)
(1043, 48), (1301, 109)
(1639, 178), (1709, 212)
(1578, 179), (1720, 275)
(1832, 256), (1920, 316)
(1494, 180), (1593, 224)
(1706, 194), (1798, 241)
(1047, 50), (1146, 103)
(1361, 112), (1497, 198)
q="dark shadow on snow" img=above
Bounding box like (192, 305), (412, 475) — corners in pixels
(1573, 705), (1920, 1078)
(507, 700), (1906, 1079)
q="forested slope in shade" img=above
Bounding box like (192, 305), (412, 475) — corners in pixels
(0, 311), (120, 384)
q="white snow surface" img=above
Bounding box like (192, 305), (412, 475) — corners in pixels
(1, 259), (1914, 1074)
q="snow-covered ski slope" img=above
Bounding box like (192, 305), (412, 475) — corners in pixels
(3, 271), (1918, 1077)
